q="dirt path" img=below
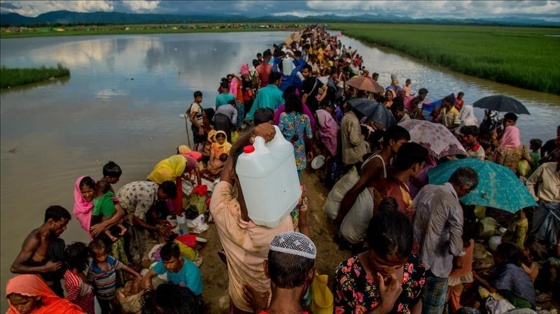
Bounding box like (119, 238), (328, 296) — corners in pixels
(198, 168), (348, 313)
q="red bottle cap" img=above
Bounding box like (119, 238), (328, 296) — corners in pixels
(243, 145), (255, 154)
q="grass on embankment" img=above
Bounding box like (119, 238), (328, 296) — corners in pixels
(0, 64), (70, 89)
(331, 23), (560, 95)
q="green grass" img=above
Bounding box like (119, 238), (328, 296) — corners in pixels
(331, 23), (560, 95)
(0, 64), (70, 89)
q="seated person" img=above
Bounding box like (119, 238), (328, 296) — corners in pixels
(206, 131), (232, 176)
(142, 242), (203, 296)
(91, 180), (127, 243)
(472, 242), (536, 309)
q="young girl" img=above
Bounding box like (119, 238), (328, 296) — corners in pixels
(447, 228), (476, 313)
(63, 242), (95, 314)
(88, 239), (142, 314)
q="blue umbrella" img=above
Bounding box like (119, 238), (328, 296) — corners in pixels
(347, 98), (396, 129)
(428, 158), (537, 213)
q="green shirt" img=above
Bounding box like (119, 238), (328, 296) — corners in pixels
(93, 191), (116, 217)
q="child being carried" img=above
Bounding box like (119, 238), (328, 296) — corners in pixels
(91, 179), (127, 242)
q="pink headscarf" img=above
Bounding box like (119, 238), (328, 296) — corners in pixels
(73, 176), (93, 237)
(500, 126), (521, 148)
(240, 63), (249, 76)
(316, 109), (339, 156)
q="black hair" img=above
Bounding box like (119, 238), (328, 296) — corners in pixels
(366, 210), (413, 259)
(391, 97), (405, 113)
(219, 153), (228, 162)
(160, 242), (181, 261)
(458, 92), (464, 97)
(268, 71), (282, 84)
(96, 179), (111, 194)
(382, 125), (411, 146)
(504, 112), (518, 122)
(102, 161), (122, 178)
(372, 72), (379, 78)
(377, 197), (398, 212)
(64, 242), (89, 272)
(252, 59), (259, 67)
(254, 108), (274, 126)
(530, 138), (542, 149)
(285, 94), (303, 114)
(294, 50), (302, 58)
(227, 99), (236, 106)
(282, 85), (297, 100)
(141, 283), (201, 314)
(263, 50), (272, 58)
(158, 181), (177, 200)
(44, 205), (71, 223)
(449, 167), (479, 190)
(267, 250), (314, 289)
(220, 82), (229, 90)
(193, 91), (202, 98)
(460, 125), (480, 137)
(88, 238), (106, 255)
(393, 142), (428, 172)
(496, 242), (521, 266)
(444, 95), (456, 104)
(302, 64), (312, 73)
(79, 176), (96, 190)
(418, 88), (428, 95)
(215, 132), (226, 139)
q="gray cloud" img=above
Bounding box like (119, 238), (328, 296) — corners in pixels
(0, 0), (558, 18)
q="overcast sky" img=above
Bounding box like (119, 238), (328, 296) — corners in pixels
(1, 0), (559, 20)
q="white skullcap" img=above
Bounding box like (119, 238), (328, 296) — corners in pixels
(269, 231), (316, 260)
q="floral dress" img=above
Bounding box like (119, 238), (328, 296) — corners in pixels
(278, 111), (312, 170)
(334, 254), (426, 314)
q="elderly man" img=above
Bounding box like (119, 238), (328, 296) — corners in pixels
(413, 167), (479, 314)
(210, 123), (294, 313)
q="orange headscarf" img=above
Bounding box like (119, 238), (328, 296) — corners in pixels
(6, 275), (85, 314)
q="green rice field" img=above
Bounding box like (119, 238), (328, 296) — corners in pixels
(332, 24), (560, 95)
(0, 64), (70, 89)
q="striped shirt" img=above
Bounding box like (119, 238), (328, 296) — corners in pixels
(64, 270), (95, 314)
(88, 256), (123, 300)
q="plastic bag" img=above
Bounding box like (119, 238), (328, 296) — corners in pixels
(311, 273), (333, 314)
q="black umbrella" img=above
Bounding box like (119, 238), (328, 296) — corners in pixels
(347, 98), (396, 129)
(473, 95), (530, 115)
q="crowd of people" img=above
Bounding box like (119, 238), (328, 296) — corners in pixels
(5, 25), (560, 314)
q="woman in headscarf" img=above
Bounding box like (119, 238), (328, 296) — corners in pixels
(6, 274), (85, 314)
(206, 130), (232, 177)
(73, 176), (129, 285)
(493, 125), (533, 175)
(382, 89), (396, 108)
(315, 106), (339, 157)
(456, 105), (478, 134)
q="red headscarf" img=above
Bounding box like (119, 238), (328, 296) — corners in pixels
(6, 274), (85, 314)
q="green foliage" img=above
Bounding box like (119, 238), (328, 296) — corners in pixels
(0, 64), (70, 89)
(332, 23), (560, 95)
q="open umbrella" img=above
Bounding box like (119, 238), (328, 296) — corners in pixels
(348, 98), (396, 129)
(473, 95), (530, 115)
(428, 158), (537, 213)
(398, 119), (467, 159)
(346, 76), (384, 93)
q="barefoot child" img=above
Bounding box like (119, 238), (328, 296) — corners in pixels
(102, 161), (122, 193)
(92, 180), (127, 243)
(88, 239), (142, 314)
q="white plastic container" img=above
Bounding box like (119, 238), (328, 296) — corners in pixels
(236, 125), (301, 228)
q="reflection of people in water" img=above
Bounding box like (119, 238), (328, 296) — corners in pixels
(10, 206), (71, 297)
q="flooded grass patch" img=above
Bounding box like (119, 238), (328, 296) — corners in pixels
(0, 64), (70, 89)
(332, 23), (560, 95)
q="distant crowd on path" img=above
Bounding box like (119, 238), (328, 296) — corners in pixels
(5, 25), (560, 314)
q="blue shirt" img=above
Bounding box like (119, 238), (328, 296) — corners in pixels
(245, 84), (284, 121)
(215, 93), (236, 108)
(89, 255), (123, 300)
(152, 257), (203, 295)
